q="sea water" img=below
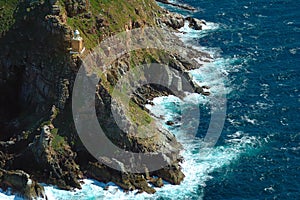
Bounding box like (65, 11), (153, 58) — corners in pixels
(2, 0), (299, 199)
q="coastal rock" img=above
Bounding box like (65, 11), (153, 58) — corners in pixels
(202, 85), (210, 90)
(166, 121), (175, 126)
(64, 0), (88, 17)
(96, 15), (110, 28)
(202, 91), (211, 96)
(153, 165), (185, 185)
(87, 162), (156, 194)
(186, 17), (207, 30)
(156, 0), (196, 11)
(149, 177), (164, 187)
(0, 151), (6, 168)
(161, 12), (185, 29)
(51, 5), (61, 16)
(0, 169), (47, 199)
(24, 125), (82, 190)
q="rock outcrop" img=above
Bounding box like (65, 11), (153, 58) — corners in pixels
(87, 162), (156, 194)
(64, 0), (88, 17)
(23, 125), (82, 190)
(186, 17), (207, 30)
(159, 10), (207, 31)
(0, 169), (47, 199)
(160, 12), (185, 29)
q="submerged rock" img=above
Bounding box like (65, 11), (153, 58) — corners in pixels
(202, 91), (211, 96)
(166, 121), (175, 126)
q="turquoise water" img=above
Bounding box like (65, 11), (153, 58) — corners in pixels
(2, 0), (299, 199)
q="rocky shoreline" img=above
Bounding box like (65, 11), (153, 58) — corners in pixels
(0, 0), (210, 199)
(156, 0), (197, 11)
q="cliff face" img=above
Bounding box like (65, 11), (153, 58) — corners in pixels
(0, 0), (210, 198)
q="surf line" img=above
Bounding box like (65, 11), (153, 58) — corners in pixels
(156, 0), (197, 11)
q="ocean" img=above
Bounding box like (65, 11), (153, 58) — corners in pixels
(1, 0), (299, 199)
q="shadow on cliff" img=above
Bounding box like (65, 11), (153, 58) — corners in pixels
(0, 1), (69, 140)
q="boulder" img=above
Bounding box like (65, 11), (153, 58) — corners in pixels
(153, 165), (185, 185)
(0, 169), (47, 200)
(166, 121), (175, 126)
(149, 177), (164, 187)
(161, 13), (185, 29)
(186, 17), (207, 30)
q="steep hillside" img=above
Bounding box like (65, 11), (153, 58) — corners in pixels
(0, 0), (210, 198)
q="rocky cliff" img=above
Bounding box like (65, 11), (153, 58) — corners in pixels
(0, 0), (210, 198)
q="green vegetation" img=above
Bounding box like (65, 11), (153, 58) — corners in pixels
(51, 128), (67, 153)
(60, 0), (161, 49)
(98, 48), (171, 130)
(129, 100), (152, 126)
(0, 0), (19, 35)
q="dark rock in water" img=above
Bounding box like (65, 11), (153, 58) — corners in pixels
(186, 17), (206, 30)
(166, 121), (175, 126)
(202, 91), (211, 96)
(159, 115), (165, 120)
(157, 0), (168, 3)
(202, 85), (210, 89)
(156, 0), (197, 11)
(149, 177), (164, 187)
(0, 169), (47, 200)
(194, 86), (203, 94)
(152, 165), (185, 185)
(160, 12), (185, 29)
(191, 80), (204, 94)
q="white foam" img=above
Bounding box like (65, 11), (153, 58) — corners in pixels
(189, 57), (241, 98)
(44, 180), (153, 200)
(175, 21), (220, 42)
(241, 115), (258, 125)
(0, 188), (23, 200)
(141, 19), (258, 198)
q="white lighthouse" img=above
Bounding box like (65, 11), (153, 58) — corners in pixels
(70, 30), (85, 54)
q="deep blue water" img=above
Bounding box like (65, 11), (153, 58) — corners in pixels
(176, 0), (300, 199)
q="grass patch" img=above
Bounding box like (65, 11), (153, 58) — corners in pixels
(129, 100), (152, 126)
(51, 128), (67, 153)
(0, 0), (19, 35)
(62, 0), (161, 50)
